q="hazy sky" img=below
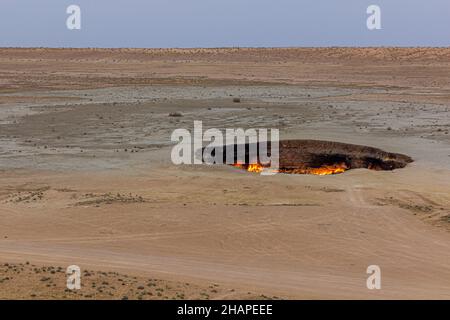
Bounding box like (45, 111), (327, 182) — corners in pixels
(1, 0), (449, 47)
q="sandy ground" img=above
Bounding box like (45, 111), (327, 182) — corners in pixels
(0, 48), (449, 299)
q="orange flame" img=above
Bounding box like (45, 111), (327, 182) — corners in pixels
(232, 163), (264, 173)
(232, 163), (348, 175)
(289, 165), (347, 175)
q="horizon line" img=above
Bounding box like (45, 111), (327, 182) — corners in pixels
(1, 46), (450, 50)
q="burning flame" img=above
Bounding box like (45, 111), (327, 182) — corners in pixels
(232, 163), (264, 173)
(289, 164), (347, 175)
(232, 163), (348, 175)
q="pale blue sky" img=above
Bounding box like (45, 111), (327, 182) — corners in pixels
(0, 0), (449, 47)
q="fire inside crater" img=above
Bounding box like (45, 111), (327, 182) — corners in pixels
(219, 140), (412, 175)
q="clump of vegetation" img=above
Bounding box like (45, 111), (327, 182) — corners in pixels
(75, 192), (146, 206)
(0, 261), (282, 300)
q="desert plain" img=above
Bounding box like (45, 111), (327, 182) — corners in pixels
(0, 47), (450, 299)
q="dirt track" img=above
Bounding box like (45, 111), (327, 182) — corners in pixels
(1, 48), (450, 299)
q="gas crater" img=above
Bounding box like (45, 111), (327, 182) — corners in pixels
(211, 140), (413, 175)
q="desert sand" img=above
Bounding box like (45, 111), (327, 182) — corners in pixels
(0, 48), (449, 299)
